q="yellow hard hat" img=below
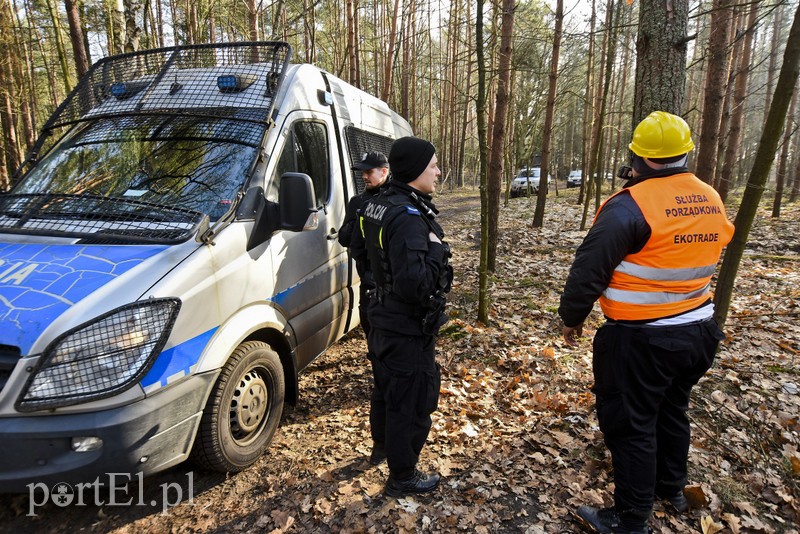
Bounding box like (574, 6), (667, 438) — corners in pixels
(629, 111), (695, 158)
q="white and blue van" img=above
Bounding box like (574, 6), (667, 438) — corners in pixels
(0, 42), (412, 492)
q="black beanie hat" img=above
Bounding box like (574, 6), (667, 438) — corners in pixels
(389, 136), (436, 183)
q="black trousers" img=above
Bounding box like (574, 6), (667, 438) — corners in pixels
(592, 319), (725, 512)
(367, 329), (440, 478)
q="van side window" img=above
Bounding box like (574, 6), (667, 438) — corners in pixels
(343, 126), (393, 195)
(275, 121), (330, 207)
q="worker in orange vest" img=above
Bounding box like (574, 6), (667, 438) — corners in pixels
(559, 111), (735, 534)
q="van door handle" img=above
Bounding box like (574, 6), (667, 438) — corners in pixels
(327, 229), (338, 240)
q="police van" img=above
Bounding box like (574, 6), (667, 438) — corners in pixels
(0, 42), (412, 491)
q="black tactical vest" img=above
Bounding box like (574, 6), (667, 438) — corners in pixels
(359, 187), (452, 302)
(359, 191), (406, 298)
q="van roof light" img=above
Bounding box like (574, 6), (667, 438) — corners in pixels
(110, 81), (150, 100)
(217, 74), (256, 93)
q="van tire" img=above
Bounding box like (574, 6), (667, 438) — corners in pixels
(191, 341), (285, 472)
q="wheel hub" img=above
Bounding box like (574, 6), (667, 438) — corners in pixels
(230, 369), (268, 441)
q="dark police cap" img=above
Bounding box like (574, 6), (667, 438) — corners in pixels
(352, 151), (389, 171)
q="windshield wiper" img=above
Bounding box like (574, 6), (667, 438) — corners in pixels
(0, 193), (206, 244)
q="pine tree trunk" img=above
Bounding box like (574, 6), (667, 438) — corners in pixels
(353, 0), (361, 88)
(476, 0), (490, 325)
(694, 0), (733, 185)
(11, 0), (35, 151)
(156, 0), (164, 47)
(247, 0), (258, 41)
(400, 2), (410, 120)
(112, 0), (125, 54)
(80, 0), (90, 63)
(763, 3), (785, 128)
(486, 0), (514, 272)
(685, 2), (709, 127)
(790, 125), (800, 202)
(123, 0), (142, 51)
(208, 1), (216, 43)
(712, 8), (741, 189)
(0, 0), (21, 184)
(532, 0), (562, 228)
(64, 0), (89, 78)
(609, 8), (633, 192)
(771, 89), (797, 218)
(718, 3), (758, 202)
(45, 0), (73, 92)
(457, 1), (472, 189)
(714, 1), (800, 327)
(585, 0), (618, 217)
(380, 0), (400, 101)
(578, 0), (596, 217)
(632, 0), (689, 124)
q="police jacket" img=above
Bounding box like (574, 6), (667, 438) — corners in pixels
(359, 181), (451, 335)
(558, 170), (734, 327)
(339, 187), (381, 279)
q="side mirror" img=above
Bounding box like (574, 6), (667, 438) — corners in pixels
(239, 186), (278, 251)
(279, 172), (318, 232)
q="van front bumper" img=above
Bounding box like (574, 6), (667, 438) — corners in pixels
(0, 372), (217, 493)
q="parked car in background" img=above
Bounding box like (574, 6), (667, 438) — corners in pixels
(510, 167), (553, 197)
(566, 170), (582, 188)
(566, 170), (614, 188)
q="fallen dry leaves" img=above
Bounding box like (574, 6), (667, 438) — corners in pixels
(0, 188), (798, 533)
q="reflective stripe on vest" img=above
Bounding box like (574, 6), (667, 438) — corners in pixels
(597, 173), (734, 321)
(614, 260), (718, 282)
(359, 216), (384, 249)
(603, 283), (710, 305)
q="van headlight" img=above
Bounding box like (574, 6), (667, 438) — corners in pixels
(16, 298), (181, 412)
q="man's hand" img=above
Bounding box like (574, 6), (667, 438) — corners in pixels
(562, 324), (583, 347)
(429, 231), (441, 243)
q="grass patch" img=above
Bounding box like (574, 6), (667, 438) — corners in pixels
(767, 365), (800, 375)
(712, 477), (751, 510)
(439, 322), (467, 340)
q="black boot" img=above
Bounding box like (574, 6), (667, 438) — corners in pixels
(657, 490), (689, 513)
(575, 506), (651, 534)
(369, 442), (386, 465)
(384, 470), (441, 497)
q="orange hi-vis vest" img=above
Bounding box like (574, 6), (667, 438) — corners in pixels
(596, 173), (735, 321)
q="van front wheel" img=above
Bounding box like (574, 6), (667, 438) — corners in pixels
(191, 341), (285, 472)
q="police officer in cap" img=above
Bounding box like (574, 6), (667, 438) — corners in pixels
(358, 136), (452, 497)
(339, 151), (390, 342)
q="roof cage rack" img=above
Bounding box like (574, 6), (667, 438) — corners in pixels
(15, 42), (292, 180)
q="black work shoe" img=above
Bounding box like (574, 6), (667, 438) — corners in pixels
(658, 490), (689, 513)
(575, 506), (650, 534)
(369, 442), (387, 465)
(384, 470), (441, 497)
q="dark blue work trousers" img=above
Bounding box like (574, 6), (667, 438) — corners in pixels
(591, 319), (725, 512)
(367, 329), (440, 479)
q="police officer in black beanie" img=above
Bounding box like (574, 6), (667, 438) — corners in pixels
(357, 136), (453, 497)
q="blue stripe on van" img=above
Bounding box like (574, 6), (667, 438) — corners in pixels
(0, 243), (166, 354)
(141, 326), (217, 389)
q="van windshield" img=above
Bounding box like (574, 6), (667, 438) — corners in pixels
(13, 115), (265, 221)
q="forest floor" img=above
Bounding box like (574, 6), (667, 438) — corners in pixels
(1, 186), (799, 533)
